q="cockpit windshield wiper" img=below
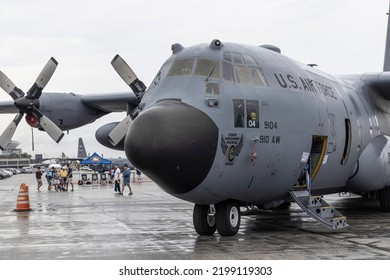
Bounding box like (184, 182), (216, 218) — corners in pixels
(205, 66), (216, 82)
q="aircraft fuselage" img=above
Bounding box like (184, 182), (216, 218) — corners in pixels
(125, 40), (387, 210)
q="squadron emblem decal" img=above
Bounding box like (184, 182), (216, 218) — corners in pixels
(221, 133), (243, 165)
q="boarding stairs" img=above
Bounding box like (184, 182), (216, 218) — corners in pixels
(290, 169), (348, 230)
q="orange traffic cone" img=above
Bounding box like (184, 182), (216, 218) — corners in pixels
(14, 183), (32, 212)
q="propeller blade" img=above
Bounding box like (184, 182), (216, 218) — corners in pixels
(108, 115), (132, 146)
(0, 71), (15, 94)
(27, 57), (58, 99)
(39, 115), (65, 143)
(0, 113), (23, 150)
(32, 107), (64, 143)
(36, 57), (58, 89)
(111, 54), (137, 85)
(111, 54), (146, 95)
(0, 71), (25, 100)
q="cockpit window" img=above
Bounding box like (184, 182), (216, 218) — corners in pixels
(205, 83), (220, 95)
(167, 59), (195, 77)
(235, 65), (253, 86)
(233, 99), (245, 128)
(194, 59), (220, 79)
(247, 100), (259, 128)
(232, 53), (244, 64)
(243, 54), (257, 66)
(223, 52), (232, 62)
(222, 62), (234, 82)
(250, 68), (268, 87)
(166, 54), (268, 89)
(224, 52), (257, 66)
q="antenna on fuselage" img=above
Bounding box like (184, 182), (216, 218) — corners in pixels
(383, 3), (390, 71)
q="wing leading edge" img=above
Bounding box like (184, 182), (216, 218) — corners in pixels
(0, 100), (18, 114)
(0, 92), (138, 115)
(80, 92), (138, 113)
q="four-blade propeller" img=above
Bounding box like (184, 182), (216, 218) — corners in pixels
(108, 54), (146, 146)
(0, 57), (64, 150)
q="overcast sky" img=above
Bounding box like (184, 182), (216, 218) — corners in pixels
(0, 0), (389, 159)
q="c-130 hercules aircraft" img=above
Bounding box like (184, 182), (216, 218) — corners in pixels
(103, 7), (390, 236)
(2, 8), (390, 236)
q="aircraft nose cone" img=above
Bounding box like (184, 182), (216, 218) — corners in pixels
(125, 101), (218, 195)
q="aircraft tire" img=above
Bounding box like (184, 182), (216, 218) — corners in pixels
(215, 200), (241, 236)
(193, 204), (216, 235)
(379, 187), (390, 212)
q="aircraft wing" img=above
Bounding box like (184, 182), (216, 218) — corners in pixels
(0, 92), (138, 114)
(0, 100), (18, 114)
(361, 72), (390, 100)
(80, 92), (138, 113)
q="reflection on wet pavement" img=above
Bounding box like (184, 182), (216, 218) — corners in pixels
(0, 174), (389, 259)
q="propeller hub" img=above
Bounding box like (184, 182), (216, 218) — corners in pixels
(14, 96), (39, 113)
(0, 57), (64, 147)
(25, 114), (39, 127)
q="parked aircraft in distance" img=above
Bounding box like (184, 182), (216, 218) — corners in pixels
(31, 137), (131, 171)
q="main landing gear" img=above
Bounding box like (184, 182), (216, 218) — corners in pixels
(193, 200), (241, 236)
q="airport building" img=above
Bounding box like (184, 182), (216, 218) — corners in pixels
(0, 157), (31, 169)
(0, 141), (31, 169)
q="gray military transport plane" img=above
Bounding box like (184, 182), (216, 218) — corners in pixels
(2, 9), (390, 236)
(100, 9), (390, 236)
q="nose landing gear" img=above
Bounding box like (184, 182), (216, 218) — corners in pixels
(193, 204), (216, 235)
(193, 200), (241, 236)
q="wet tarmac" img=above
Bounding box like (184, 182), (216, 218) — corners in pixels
(1, 173), (390, 260)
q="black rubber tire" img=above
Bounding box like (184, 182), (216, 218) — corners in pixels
(193, 204), (216, 235)
(216, 200), (241, 236)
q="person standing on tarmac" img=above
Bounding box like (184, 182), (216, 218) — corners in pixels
(45, 167), (54, 191)
(113, 164), (122, 194)
(136, 169), (142, 181)
(67, 166), (74, 191)
(121, 164), (133, 195)
(36, 168), (43, 191)
(59, 167), (68, 191)
(52, 169), (60, 191)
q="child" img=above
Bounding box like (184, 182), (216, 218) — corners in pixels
(46, 168), (53, 190)
(136, 169), (142, 181)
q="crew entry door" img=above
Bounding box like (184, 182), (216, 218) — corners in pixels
(308, 135), (327, 182)
(295, 135), (327, 189)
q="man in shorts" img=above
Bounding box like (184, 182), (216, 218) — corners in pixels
(36, 168), (43, 191)
(67, 166), (74, 191)
(121, 164), (133, 195)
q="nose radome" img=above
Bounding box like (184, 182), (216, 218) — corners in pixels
(125, 101), (218, 195)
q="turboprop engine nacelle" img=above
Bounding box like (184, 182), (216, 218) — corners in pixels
(95, 122), (125, 151)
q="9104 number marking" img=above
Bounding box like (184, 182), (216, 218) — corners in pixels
(264, 121), (278, 129)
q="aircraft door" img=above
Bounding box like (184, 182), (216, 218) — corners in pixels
(308, 135), (327, 181)
(297, 135), (327, 187)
